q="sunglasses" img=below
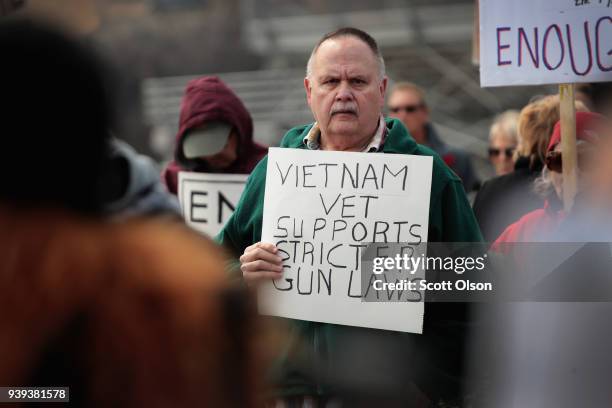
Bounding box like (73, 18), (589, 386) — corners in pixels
(488, 147), (515, 158)
(389, 104), (424, 114)
(545, 150), (596, 173)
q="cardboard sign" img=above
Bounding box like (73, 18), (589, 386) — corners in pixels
(259, 148), (433, 334)
(178, 172), (248, 237)
(480, 0), (612, 87)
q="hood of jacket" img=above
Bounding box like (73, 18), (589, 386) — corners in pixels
(162, 76), (267, 194)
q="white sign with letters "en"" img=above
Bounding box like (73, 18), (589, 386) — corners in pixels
(178, 172), (248, 237)
(480, 0), (612, 87)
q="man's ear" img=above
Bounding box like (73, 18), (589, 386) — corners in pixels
(379, 76), (388, 107)
(304, 77), (312, 106)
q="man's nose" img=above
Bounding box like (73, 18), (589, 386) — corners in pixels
(335, 82), (354, 101)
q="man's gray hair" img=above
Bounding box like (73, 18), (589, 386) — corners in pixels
(489, 110), (520, 143)
(305, 27), (386, 80)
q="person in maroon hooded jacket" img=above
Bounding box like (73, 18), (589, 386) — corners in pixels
(162, 76), (268, 195)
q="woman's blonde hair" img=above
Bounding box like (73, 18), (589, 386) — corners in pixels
(516, 95), (588, 166)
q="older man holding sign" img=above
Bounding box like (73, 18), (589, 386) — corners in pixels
(218, 28), (481, 405)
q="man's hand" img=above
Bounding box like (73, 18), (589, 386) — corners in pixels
(239, 242), (283, 286)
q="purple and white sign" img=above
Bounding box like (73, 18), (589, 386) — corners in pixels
(480, 0), (612, 87)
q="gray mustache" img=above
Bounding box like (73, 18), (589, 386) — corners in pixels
(331, 105), (358, 115)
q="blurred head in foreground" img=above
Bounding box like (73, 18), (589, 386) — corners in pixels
(0, 19), (112, 214)
(0, 20), (263, 407)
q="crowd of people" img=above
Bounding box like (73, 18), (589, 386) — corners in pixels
(1, 16), (611, 408)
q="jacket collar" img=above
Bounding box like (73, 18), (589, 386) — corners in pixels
(302, 115), (387, 152)
(286, 118), (418, 155)
(380, 118), (419, 154)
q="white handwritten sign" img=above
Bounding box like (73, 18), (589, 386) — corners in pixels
(259, 148), (433, 334)
(178, 172), (248, 237)
(480, 0), (612, 87)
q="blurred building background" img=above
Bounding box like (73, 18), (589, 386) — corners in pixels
(10, 0), (553, 180)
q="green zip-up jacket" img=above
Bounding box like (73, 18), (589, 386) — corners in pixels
(217, 118), (483, 401)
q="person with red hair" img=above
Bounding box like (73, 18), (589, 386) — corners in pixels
(493, 111), (609, 247)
